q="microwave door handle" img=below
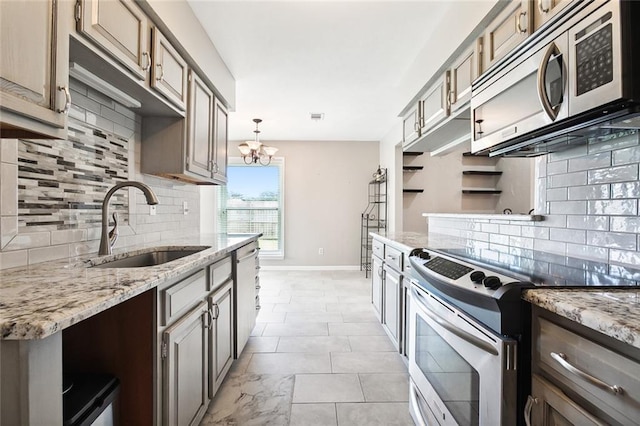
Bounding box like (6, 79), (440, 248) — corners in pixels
(537, 43), (561, 121)
(411, 286), (499, 356)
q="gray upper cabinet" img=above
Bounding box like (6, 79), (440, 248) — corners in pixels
(482, 0), (532, 71)
(419, 71), (450, 134)
(0, 0), (69, 139)
(151, 27), (188, 110)
(449, 42), (480, 114)
(77, 0), (150, 81)
(187, 71), (215, 179)
(402, 103), (421, 145)
(212, 98), (229, 184)
(162, 300), (210, 426)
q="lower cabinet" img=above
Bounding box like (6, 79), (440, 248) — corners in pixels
(162, 300), (210, 426)
(234, 241), (260, 357)
(382, 265), (400, 346)
(208, 280), (233, 398)
(371, 254), (383, 319)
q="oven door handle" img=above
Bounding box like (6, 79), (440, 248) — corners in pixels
(412, 287), (499, 356)
(409, 383), (429, 426)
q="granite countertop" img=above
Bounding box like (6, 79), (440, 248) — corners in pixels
(422, 212), (545, 221)
(523, 289), (640, 350)
(0, 233), (260, 341)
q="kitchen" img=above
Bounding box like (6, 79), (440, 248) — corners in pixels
(1, 0), (639, 425)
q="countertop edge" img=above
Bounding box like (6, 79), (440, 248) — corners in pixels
(422, 212), (544, 221)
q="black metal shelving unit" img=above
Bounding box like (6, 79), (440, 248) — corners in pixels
(360, 167), (387, 278)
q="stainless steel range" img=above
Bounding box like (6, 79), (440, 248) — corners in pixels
(407, 248), (534, 426)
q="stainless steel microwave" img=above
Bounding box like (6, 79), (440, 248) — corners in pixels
(471, 0), (640, 157)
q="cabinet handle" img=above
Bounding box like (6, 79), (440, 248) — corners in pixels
(537, 0), (550, 14)
(211, 304), (219, 320)
(204, 308), (214, 329)
(516, 11), (528, 34)
(212, 162), (219, 174)
(550, 352), (623, 395)
(57, 86), (71, 114)
(524, 395), (537, 426)
(237, 249), (258, 263)
(377, 266), (383, 278)
(142, 52), (150, 71)
(156, 63), (164, 81)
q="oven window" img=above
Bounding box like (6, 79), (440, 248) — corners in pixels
(416, 316), (479, 426)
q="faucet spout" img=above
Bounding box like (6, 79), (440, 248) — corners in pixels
(99, 181), (159, 256)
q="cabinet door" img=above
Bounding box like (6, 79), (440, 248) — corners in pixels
(212, 98), (228, 183)
(209, 281), (233, 398)
(533, 0), (573, 31)
(450, 42), (480, 113)
(419, 72), (449, 134)
(383, 266), (400, 347)
(371, 255), (383, 320)
(187, 71), (214, 179)
(235, 243), (259, 357)
(402, 103), (421, 145)
(77, 0), (150, 80)
(151, 27), (188, 110)
(0, 0), (68, 137)
(162, 301), (209, 426)
(483, 0), (531, 70)
(529, 375), (606, 426)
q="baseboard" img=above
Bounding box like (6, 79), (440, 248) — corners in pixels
(259, 265), (361, 271)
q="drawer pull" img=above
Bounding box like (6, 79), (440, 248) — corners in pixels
(237, 249), (258, 263)
(550, 352), (623, 395)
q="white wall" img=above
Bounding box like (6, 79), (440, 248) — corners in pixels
(254, 140), (379, 268)
(379, 122), (403, 233)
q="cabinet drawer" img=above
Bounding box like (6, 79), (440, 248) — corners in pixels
(535, 317), (640, 424)
(161, 270), (207, 325)
(384, 246), (403, 271)
(210, 256), (232, 291)
(372, 239), (384, 259)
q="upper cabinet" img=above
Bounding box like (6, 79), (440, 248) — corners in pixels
(419, 71), (450, 135)
(212, 99), (229, 184)
(533, 0), (573, 31)
(151, 27), (188, 110)
(402, 103), (421, 147)
(482, 0), (532, 70)
(0, 0), (69, 139)
(76, 0), (150, 81)
(186, 71), (215, 179)
(449, 41), (481, 114)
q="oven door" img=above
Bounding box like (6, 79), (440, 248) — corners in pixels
(408, 283), (518, 426)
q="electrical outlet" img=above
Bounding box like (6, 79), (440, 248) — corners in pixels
(183, 201), (189, 215)
(149, 205), (157, 216)
(318, 248), (324, 255)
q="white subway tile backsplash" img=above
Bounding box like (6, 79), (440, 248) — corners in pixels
(550, 228), (586, 244)
(51, 229), (87, 245)
(549, 171), (588, 188)
(28, 244), (70, 264)
(611, 182), (640, 198)
(610, 216), (640, 233)
(534, 239), (566, 255)
(612, 145), (640, 165)
(587, 164), (638, 184)
(588, 130), (639, 154)
(566, 243), (608, 262)
(71, 89), (101, 114)
(567, 215), (609, 231)
(1, 216), (18, 248)
(547, 160), (568, 175)
(499, 225), (521, 236)
(549, 201), (586, 215)
(0, 249), (28, 269)
(610, 249), (640, 267)
(547, 188), (568, 201)
(587, 231), (637, 250)
(549, 145), (588, 161)
(567, 184), (610, 200)
(522, 225), (549, 239)
(87, 87), (116, 109)
(588, 199), (638, 216)
(568, 151), (611, 172)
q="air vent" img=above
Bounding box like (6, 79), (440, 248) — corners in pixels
(310, 113), (325, 121)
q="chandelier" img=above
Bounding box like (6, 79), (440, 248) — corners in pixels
(238, 118), (278, 165)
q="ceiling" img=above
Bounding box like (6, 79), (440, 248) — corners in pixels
(187, 1), (496, 143)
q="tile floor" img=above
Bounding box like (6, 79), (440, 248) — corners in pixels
(201, 270), (415, 425)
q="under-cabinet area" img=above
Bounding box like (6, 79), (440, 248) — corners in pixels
(0, 235), (260, 426)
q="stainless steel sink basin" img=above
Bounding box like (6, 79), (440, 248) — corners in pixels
(91, 247), (208, 268)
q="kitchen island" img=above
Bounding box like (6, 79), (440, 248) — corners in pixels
(0, 233), (260, 425)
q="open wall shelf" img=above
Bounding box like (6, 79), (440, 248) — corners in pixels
(462, 170), (502, 176)
(403, 189), (424, 193)
(403, 166), (424, 172)
(462, 189), (502, 194)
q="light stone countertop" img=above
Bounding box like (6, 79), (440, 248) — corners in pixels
(523, 289), (640, 350)
(0, 233), (260, 340)
(371, 232), (640, 350)
(422, 212), (544, 221)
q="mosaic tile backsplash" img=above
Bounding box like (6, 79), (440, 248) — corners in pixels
(0, 79), (200, 269)
(428, 130), (640, 281)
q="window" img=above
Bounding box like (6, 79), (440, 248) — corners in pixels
(219, 158), (284, 258)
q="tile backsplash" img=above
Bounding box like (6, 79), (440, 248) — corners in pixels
(428, 130), (640, 282)
(0, 79), (200, 269)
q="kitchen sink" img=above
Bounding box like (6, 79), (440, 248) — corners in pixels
(90, 247), (209, 268)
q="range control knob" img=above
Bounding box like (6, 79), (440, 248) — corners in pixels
(418, 251), (431, 260)
(469, 271), (486, 284)
(483, 276), (502, 290)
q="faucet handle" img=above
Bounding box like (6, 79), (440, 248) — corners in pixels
(109, 212), (119, 248)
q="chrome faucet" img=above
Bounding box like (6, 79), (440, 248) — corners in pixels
(99, 181), (159, 255)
